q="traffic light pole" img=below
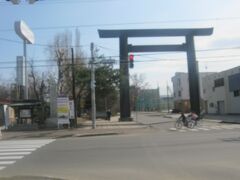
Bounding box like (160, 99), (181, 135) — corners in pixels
(90, 43), (96, 129)
(71, 48), (77, 128)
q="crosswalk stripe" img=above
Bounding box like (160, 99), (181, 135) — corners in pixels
(0, 161), (16, 165)
(0, 156), (24, 160)
(170, 124), (240, 133)
(179, 129), (187, 132)
(0, 166), (6, 170)
(0, 139), (55, 171)
(221, 126), (235, 129)
(0, 145), (43, 148)
(0, 148), (36, 152)
(209, 126), (222, 130)
(198, 128), (210, 131)
(0, 140), (55, 145)
(0, 152), (31, 156)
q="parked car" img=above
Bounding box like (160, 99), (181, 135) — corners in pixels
(171, 109), (180, 113)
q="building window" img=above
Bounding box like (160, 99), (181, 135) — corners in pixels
(178, 78), (181, 87)
(233, 90), (240, 97)
(178, 91), (181, 97)
(214, 78), (224, 88)
(209, 103), (214, 108)
(174, 93), (176, 97)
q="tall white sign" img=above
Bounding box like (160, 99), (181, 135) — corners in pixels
(14, 21), (34, 44)
(16, 56), (26, 86)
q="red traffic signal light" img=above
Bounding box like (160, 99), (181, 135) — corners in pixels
(129, 54), (134, 61)
(129, 54), (134, 68)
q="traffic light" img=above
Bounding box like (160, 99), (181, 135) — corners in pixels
(129, 54), (134, 69)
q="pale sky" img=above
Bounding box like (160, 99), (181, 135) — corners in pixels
(0, 0), (240, 95)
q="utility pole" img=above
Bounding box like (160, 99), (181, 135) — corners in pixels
(71, 48), (77, 128)
(90, 43), (96, 129)
(167, 83), (170, 113)
(24, 40), (28, 100)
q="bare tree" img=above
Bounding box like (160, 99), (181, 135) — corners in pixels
(47, 29), (86, 96)
(28, 60), (47, 101)
(130, 74), (149, 111)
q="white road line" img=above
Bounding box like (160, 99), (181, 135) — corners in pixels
(189, 129), (199, 132)
(198, 128), (210, 131)
(0, 139), (55, 171)
(169, 128), (177, 131)
(221, 126), (235, 130)
(0, 161), (16, 165)
(0, 141), (55, 146)
(0, 152), (31, 156)
(0, 145), (43, 148)
(179, 129), (187, 132)
(0, 148), (36, 152)
(209, 126), (222, 130)
(0, 166), (6, 170)
(0, 139), (55, 144)
(0, 156), (24, 160)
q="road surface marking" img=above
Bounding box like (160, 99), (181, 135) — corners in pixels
(0, 161), (16, 165)
(209, 126), (222, 130)
(0, 166), (6, 170)
(189, 129), (199, 132)
(0, 148), (36, 152)
(0, 156), (24, 160)
(169, 128), (177, 131)
(221, 126), (235, 130)
(179, 129), (187, 132)
(0, 139), (55, 171)
(198, 128), (210, 131)
(0, 152), (32, 156)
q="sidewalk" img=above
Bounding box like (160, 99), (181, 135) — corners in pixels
(0, 116), (147, 140)
(204, 114), (240, 123)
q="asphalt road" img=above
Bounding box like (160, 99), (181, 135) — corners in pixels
(1, 113), (240, 180)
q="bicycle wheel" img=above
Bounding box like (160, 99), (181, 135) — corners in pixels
(187, 120), (195, 129)
(175, 120), (183, 129)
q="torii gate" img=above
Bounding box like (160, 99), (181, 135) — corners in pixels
(98, 28), (213, 121)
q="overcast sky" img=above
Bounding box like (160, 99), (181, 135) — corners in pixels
(1, 0), (240, 95)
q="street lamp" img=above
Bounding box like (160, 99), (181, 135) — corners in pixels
(6, 0), (38, 4)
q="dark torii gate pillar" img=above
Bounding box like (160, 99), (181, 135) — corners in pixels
(98, 28), (213, 121)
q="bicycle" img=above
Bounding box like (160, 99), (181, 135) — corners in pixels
(175, 113), (195, 129)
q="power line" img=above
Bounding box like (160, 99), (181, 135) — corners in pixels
(1, 52), (240, 64)
(1, 16), (240, 32)
(0, 57), (240, 69)
(0, 37), (89, 48)
(0, 0), (119, 6)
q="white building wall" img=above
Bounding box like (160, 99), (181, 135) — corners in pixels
(172, 72), (215, 101)
(172, 73), (189, 101)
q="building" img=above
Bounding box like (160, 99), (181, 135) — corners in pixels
(136, 88), (160, 111)
(202, 66), (240, 114)
(171, 72), (215, 113)
(160, 95), (174, 112)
